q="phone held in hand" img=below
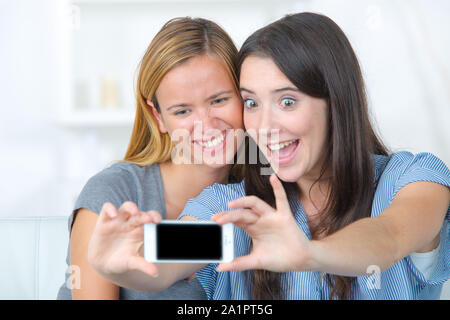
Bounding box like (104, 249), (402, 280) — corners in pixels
(144, 220), (234, 263)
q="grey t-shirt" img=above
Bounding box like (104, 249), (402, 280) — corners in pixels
(56, 162), (206, 300)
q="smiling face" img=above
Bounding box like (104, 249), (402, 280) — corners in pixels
(149, 54), (244, 167)
(240, 55), (329, 183)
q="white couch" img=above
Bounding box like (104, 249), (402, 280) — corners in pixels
(0, 216), (449, 300)
(0, 216), (69, 299)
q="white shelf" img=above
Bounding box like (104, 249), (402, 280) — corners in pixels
(58, 109), (135, 128)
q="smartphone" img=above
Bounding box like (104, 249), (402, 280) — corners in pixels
(144, 220), (234, 263)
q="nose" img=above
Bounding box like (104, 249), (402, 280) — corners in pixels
(250, 102), (281, 143)
(261, 102), (282, 136)
(258, 103), (272, 132)
(193, 106), (220, 135)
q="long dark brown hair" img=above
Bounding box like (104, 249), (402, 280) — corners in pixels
(238, 12), (389, 299)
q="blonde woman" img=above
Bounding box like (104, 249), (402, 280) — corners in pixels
(57, 17), (244, 300)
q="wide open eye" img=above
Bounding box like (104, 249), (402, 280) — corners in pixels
(280, 97), (296, 108)
(243, 98), (258, 110)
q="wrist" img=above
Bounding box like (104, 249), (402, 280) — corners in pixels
(303, 239), (325, 272)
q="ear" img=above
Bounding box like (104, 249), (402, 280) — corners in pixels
(146, 99), (167, 134)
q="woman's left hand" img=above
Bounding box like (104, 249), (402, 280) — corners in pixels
(211, 174), (313, 273)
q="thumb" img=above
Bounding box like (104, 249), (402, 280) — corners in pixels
(216, 255), (259, 272)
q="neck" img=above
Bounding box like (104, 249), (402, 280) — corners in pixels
(159, 161), (231, 219)
(296, 150), (332, 209)
(296, 166), (332, 216)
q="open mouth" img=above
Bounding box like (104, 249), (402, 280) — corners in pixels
(194, 130), (228, 151)
(267, 139), (300, 165)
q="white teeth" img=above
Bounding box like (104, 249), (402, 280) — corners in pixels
(197, 132), (226, 148)
(268, 139), (297, 151)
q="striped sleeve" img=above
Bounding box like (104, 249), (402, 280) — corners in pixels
(394, 152), (450, 199)
(391, 152), (450, 285)
(177, 185), (222, 221)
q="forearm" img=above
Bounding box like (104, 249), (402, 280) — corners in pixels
(99, 265), (169, 292)
(96, 263), (204, 292)
(308, 216), (399, 277)
(306, 182), (449, 277)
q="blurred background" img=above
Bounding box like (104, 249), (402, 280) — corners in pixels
(1, 0), (449, 219)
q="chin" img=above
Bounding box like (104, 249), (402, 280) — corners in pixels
(272, 166), (302, 183)
(200, 154), (235, 169)
(203, 161), (230, 169)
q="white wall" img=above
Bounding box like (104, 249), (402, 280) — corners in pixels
(0, 0), (71, 217)
(295, 0), (450, 160)
(0, 0), (449, 219)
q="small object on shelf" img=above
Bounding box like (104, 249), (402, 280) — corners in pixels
(74, 79), (90, 110)
(100, 74), (120, 109)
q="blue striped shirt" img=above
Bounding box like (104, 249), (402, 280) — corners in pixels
(179, 152), (450, 299)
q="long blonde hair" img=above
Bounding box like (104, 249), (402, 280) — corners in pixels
(123, 17), (239, 166)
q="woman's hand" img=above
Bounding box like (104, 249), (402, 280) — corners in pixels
(87, 201), (162, 278)
(212, 174), (313, 273)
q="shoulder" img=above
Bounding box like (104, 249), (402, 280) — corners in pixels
(198, 179), (246, 207)
(99, 161), (160, 180)
(371, 151), (450, 216)
(179, 180), (246, 221)
(85, 161), (160, 189)
(74, 162), (162, 214)
(382, 151), (448, 173)
(379, 151), (449, 188)
(209, 180), (246, 202)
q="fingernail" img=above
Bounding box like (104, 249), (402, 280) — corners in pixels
(152, 273), (159, 278)
(107, 209), (117, 218)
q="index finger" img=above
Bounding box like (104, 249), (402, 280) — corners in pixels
(99, 202), (118, 221)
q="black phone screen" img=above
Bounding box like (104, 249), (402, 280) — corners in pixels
(156, 224), (222, 260)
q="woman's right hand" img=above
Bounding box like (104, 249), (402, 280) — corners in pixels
(87, 201), (162, 279)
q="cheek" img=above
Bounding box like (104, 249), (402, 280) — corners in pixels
(292, 104), (326, 138)
(243, 111), (257, 131)
(283, 110), (312, 138)
(296, 108), (328, 163)
(224, 100), (244, 129)
(308, 107), (328, 147)
(164, 117), (195, 142)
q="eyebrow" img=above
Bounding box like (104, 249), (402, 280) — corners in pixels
(167, 103), (191, 111)
(206, 90), (233, 102)
(166, 90), (233, 111)
(240, 87), (299, 94)
(273, 87), (299, 94)
(240, 87), (255, 94)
